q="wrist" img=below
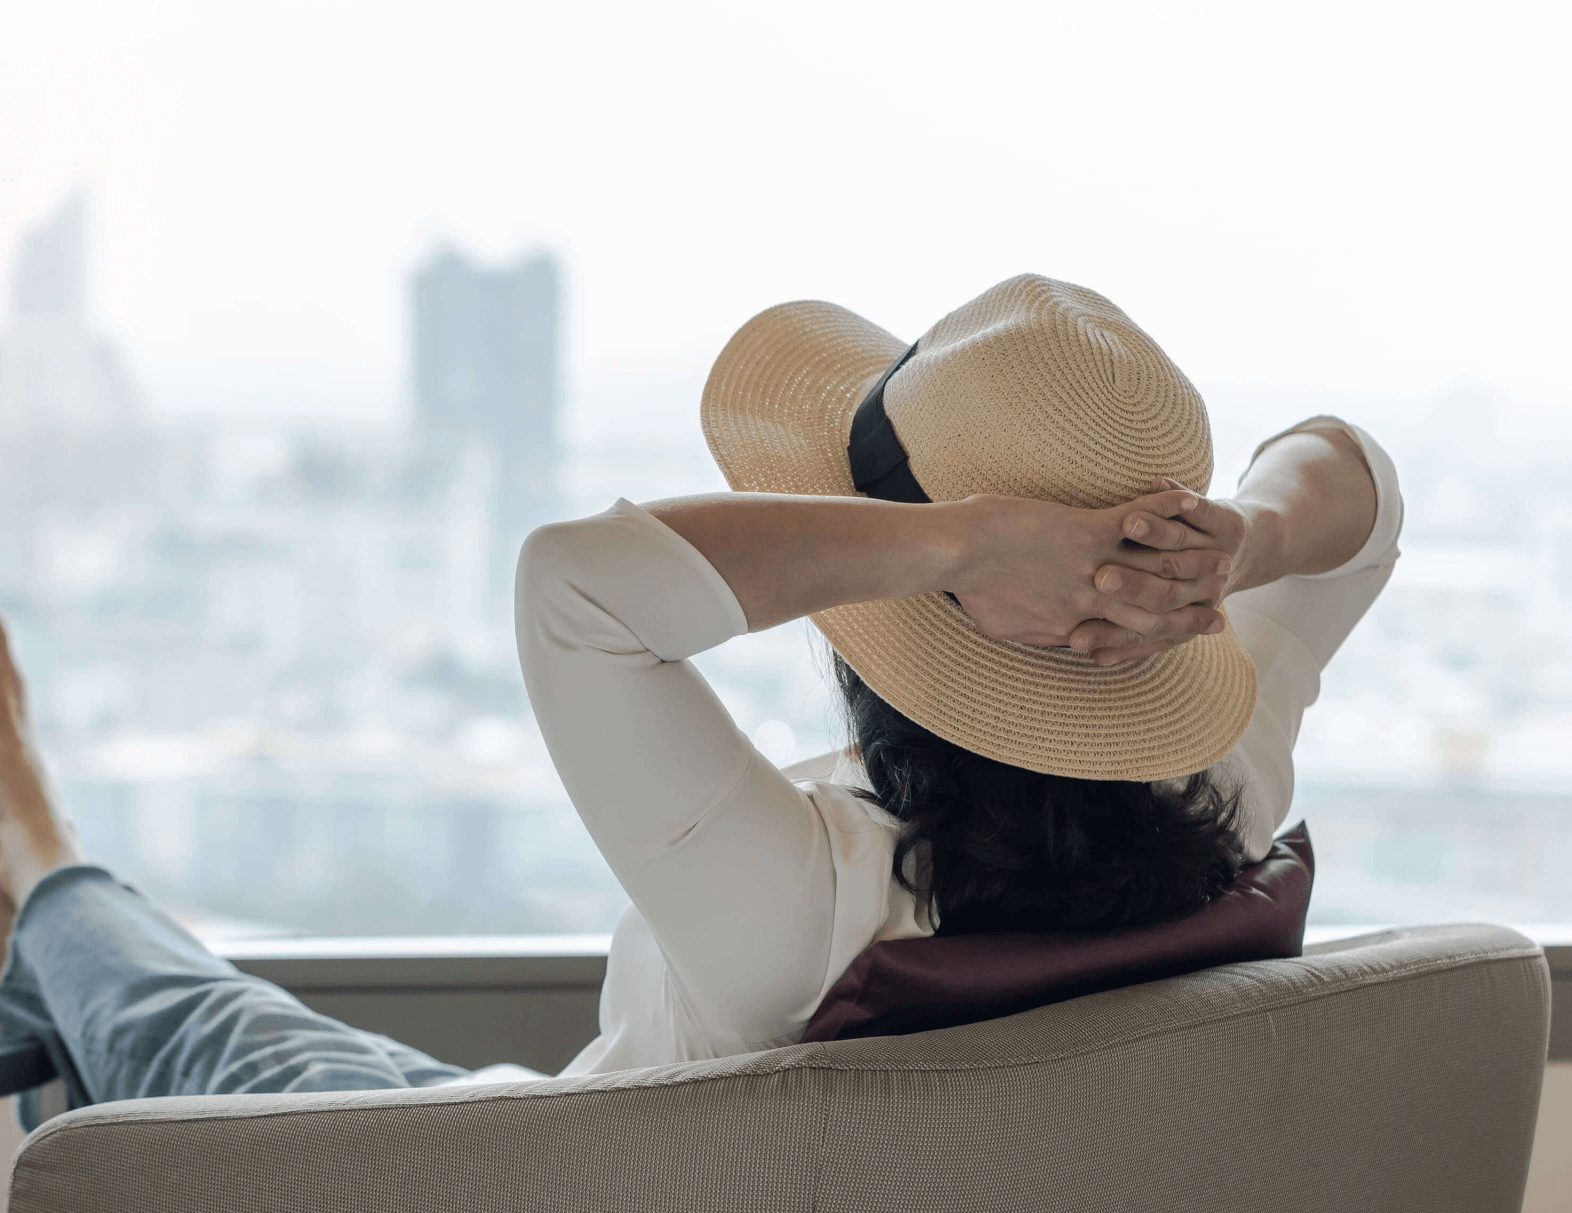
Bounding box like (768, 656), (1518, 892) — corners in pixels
(933, 496), (1005, 597)
(1227, 499), (1288, 596)
(918, 496), (980, 597)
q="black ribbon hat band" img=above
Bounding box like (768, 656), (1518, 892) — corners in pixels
(846, 342), (964, 606)
(846, 342), (929, 505)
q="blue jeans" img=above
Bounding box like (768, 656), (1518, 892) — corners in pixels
(0, 865), (472, 1129)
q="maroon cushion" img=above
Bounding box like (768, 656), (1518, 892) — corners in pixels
(802, 821), (1314, 1043)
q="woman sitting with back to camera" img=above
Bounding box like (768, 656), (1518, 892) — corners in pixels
(0, 274), (1399, 1105)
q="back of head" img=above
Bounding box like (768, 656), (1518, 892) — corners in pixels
(834, 655), (1247, 935)
(704, 271), (1256, 926)
(704, 273), (1257, 782)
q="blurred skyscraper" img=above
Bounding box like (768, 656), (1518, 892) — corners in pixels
(410, 246), (561, 587)
(0, 192), (151, 599)
(0, 192), (141, 435)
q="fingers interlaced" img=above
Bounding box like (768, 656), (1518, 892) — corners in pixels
(1095, 564), (1229, 617)
(1072, 485), (1234, 663)
(1121, 509), (1209, 551)
(1068, 602), (1226, 657)
(1152, 476), (1243, 541)
(1065, 620), (1182, 665)
(1067, 621), (1144, 653)
(1098, 567), (1185, 613)
(1127, 482), (1202, 514)
(1091, 595), (1163, 638)
(1101, 548), (1231, 588)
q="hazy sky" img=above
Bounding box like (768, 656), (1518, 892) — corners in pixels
(3, 0), (1568, 423)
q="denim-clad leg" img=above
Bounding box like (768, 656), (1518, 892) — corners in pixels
(0, 865), (470, 1124)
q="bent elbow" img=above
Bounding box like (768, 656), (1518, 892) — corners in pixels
(515, 519), (577, 605)
(515, 520), (591, 644)
(515, 518), (648, 661)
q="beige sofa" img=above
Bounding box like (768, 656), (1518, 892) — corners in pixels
(5, 923), (1550, 1213)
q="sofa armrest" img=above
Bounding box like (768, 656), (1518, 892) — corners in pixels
(7, 923), (1551, 1213)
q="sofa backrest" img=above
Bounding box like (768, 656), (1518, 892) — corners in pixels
(9, 924), (1551, 1213)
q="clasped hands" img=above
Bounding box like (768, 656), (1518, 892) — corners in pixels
(950, 476), (1252, 666)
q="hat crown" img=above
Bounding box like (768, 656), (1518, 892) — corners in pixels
(699, 275), (1255, 779)
(884, 275), (1213, 508)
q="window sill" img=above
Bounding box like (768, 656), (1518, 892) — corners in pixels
(209, 923), (1571, 986)
(214, 934), (612, 990)
(203, 925), (1571, 1065)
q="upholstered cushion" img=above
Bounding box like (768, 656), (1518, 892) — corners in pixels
(802, 821), (1313, 1043)
(8, 922), (1550, 1213)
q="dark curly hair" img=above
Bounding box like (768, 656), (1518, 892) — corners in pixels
(833, 653), (1247, 936)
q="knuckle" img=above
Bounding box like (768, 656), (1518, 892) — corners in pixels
(1080, 628), (1112, 652)
(1073, 587), (1104, 615)
(1063, 608), (1096, 634)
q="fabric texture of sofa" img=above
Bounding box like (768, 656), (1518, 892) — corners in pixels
(5, 922), (1551, 1213)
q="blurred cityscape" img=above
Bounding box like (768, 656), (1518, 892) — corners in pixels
(0, 194), (1567, 938)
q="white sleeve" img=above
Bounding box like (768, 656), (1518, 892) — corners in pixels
(1221, 416), (1404, 859)
(514, 499), (840, 1042)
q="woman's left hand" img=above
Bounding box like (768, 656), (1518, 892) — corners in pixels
(1068, 477), (1252, 665)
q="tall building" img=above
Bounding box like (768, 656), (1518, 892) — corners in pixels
(12, 192), (87, 318)
(410, 246), (562, 564)
(0, 192), (140, 435)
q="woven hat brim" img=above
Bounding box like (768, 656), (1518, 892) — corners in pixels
(700, 300), (1257, 781)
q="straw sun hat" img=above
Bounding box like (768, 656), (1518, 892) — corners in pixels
(700, 273), (1256, 782)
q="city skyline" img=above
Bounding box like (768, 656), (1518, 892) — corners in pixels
(4, 3), (1567, 421)
(0, 192), (142, 435)
(0, 189), (1568, 938)
(412, 242), (562, 579)
(2, 190), (1560, 454)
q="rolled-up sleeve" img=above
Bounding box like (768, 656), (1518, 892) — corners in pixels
(1222, 417), (1404, 858)
(515, 499), (842, 1043)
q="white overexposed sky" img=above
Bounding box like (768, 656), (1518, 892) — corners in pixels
(2, 0), (1568, 425)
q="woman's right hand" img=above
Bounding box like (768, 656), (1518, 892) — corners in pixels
(1063, 477), (1254, 665)
(948, 485), (1236, 653)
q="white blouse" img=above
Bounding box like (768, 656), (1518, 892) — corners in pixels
(511, 414), (1404, 1079)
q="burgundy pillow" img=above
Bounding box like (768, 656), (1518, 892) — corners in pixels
(802, 821), (1313, 1043)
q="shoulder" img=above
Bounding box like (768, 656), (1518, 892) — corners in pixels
(794, 777), (901, 839)
(782, 749), (902, 837)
